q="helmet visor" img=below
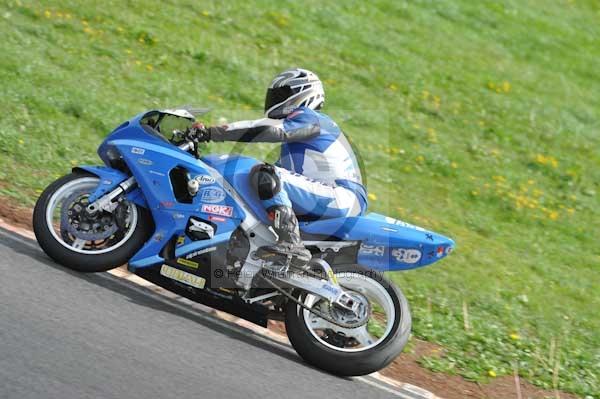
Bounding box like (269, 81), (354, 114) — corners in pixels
(264, 86), (295, 114)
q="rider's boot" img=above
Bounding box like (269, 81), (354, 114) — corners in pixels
(256, 205), (311, 271)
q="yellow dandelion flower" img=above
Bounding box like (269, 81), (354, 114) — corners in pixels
(146, 64), (153, 71)
(527, 179), (535, 185)
(471, 190), (479, 196)
(368, 193), (377, 201)
(488, 370), (497, 378)
(450, 162), (458, 169)
(81, 19), (88, 26)
(135, 60), (142, 66)
(487, 82), (496, 90)
(18, 139), (24, 145)
(509, 333), (520, 340)
(65, 13), (72, 19)
(502, 81), (511, 93)
(201, 10), (210, 16)
(416, 155), (424, 163)
(125, 49), (132, 54)
(535, 154), (548, 165)
(548, 211), (559, 221)
(56, 11), (63, 18)
(567, 208), (575, 215)
(388, 83), (398, 91)
(422, 90), (429, 99)
(117, 26), (124, 33)
(276, 16), (289, 27)
(44, 10), (52, 18)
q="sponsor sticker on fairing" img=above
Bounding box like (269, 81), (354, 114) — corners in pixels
(131, 147), (145, 155)
(193, 175), (215, 185)
(160, 264), (205, 289)
(185, 246), (217, 259)
(176, 258), (199, 269)
(384, 216), (425, 232)
(199, 187), (226, 203)
(436, 246), (445, 258)
(201, 204), (233, 217)
(358, 244), (385, 256)
(391, 248), (422, 264)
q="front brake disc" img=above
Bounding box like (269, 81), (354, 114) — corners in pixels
(60, 191), (118, 240)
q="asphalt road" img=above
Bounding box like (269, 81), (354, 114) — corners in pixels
(0, 228), (400, 399)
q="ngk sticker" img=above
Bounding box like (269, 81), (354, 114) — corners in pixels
(201, 204), (233, 217)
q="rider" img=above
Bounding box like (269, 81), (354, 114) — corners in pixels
(190, 68), (367, 268)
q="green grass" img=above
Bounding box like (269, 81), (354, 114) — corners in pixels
(1, 0), (599, 396)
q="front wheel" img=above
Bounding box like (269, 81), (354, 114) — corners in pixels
(33, 171), (153, 272)
(285, 264), (411, 376)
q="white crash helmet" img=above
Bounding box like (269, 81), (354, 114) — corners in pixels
(264, 68), (325, 119)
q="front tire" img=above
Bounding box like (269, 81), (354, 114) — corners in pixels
(285, 264), (411, 376)
(33, 171), (153, 272)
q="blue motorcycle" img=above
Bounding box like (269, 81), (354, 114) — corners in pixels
(33, 108), (454, 376)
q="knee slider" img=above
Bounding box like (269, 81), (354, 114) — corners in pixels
(250, 163), (281, 200)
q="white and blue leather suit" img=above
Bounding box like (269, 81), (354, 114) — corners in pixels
(206, 106), (367, 221)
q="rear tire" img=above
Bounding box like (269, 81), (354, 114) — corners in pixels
(33, 171), (153, 272)
(285, 264), (411, 376)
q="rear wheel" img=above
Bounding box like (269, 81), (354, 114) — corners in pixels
(33, 171), (153, 272)
(285, 264), (411, 376)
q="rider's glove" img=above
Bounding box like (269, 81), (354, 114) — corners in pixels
(188, 122), (211, 143)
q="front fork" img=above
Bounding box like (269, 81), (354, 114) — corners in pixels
(86, 176), (137, 215)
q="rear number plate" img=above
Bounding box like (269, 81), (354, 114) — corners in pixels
(160, 264), (206, 289)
